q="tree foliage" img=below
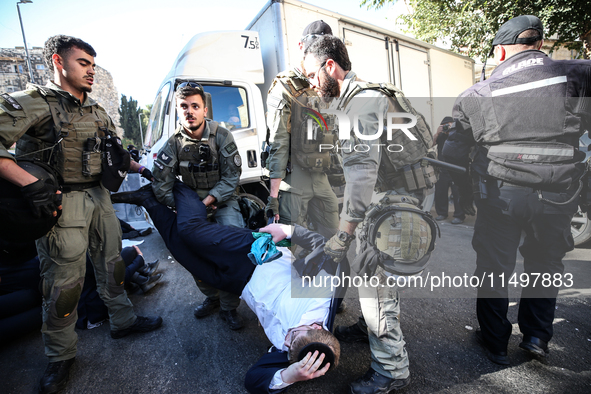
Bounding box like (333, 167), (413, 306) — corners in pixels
(118, 94), (142, 146)
(361, 0), (591, 60)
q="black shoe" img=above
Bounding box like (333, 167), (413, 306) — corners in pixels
(139, 227), (153, 236)
(111, 316), (163, 339)
(220, 309), (244, 330)
(335, 323), (369, 343)
(337, 300), (347, 314)
(350, 368), (410, 394)
(519, 336), (549, 358)
(140, 273), (163, 294)
(110, 184), (155, 206)
(435, 215), (447, 221)
(39, 358), (75, 394)
(139, 259), (160, 276)
(475, 330), (509, 365)
(122, 230), (140, 239)
(193, 297), (220, 318)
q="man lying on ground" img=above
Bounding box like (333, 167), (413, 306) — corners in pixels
(112, 182), (344, 393)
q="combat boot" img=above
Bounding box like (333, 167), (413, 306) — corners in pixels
(39, 358), (75, 394)
(111, 316), (163, 339)
(350, 368), (410, 394)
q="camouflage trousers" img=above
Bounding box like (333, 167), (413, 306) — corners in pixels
(357, 265), (410, 379)
(36, 186), (136, 361)
(279, 165), (339, 238)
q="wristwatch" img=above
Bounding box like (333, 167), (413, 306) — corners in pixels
(337, 230), (355, 245)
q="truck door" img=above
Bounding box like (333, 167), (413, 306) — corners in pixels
(392, 42), (434, 130)
(341, 26), (392, 84)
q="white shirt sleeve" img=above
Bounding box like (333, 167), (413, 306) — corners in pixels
(269, 368), (293, 390)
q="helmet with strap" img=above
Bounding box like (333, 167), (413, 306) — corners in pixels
(357, 192), (439, 275)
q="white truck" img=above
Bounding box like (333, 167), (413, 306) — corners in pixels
(139, 0), (475, 203)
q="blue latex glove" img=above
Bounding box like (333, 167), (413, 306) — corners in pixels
(248, 233), (286, 265)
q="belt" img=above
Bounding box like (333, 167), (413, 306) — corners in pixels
(62, 181), (101, 193)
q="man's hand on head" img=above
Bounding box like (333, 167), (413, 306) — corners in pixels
(259, 223), (292, 243)
(280, 351), (330, 384)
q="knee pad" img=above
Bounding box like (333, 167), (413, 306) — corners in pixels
(45, 277), (83, 330)
(107, 256), (126, 297)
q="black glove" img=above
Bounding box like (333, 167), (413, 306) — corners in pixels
(265, 196), (279, 220)
(459, 192), (476, 216)
(21, 179), (61, 218)
(141, 168), (154, 181)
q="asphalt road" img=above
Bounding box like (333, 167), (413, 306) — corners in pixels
(1, 209), (590, 394)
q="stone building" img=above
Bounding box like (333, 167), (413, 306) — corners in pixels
(0, 46), (122, 135)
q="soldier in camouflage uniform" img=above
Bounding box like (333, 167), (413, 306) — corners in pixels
(265, 20), (339, 239)
(151, 82), (245, 330)
(304, 35), (437, 394)
(0, 35), (162, 394)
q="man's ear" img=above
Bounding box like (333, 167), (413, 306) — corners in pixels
(325, 59), (337, 77)
(52, 53), (63, 71)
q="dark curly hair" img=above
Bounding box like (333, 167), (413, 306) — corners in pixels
(304, 35), (351, 72)
(44, 35), (96, 73)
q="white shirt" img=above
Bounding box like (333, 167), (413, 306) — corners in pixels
(241, 247), (333, 351)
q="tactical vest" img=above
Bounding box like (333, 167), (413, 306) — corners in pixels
(177, 121), (221, 191)
(461, 53), (591, 192)
(271, 71), (337, 172)
(340, 82), (437, 193)
(15, 84), (108, 184)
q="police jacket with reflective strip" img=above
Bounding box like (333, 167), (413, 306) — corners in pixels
(444, 50), (591, 190)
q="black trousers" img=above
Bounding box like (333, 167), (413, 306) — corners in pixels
(472, 183), (577, 352)
(145, 182), (256, 295)
(434, 169), (464, 219)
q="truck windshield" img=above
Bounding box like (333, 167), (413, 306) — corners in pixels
(202, 85), (249, 131)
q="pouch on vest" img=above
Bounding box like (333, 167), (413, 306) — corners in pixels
(487, 141), (585, 191)
(101, 135), (131, 192)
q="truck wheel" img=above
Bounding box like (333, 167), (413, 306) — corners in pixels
(238, 193), (267, 230)
(572, 205), (591, 247)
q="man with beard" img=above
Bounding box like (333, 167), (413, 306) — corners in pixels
(0, 35), (162, 394)
(264, 20), (340, 240)
(151, 82), (245, 330)
(303, 35), (436, 393)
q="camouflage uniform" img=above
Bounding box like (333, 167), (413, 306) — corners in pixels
(151, 119), (244, 310)
(0, 82), (136, 362)
(266, 69), (339, 237)
(336, 71), (435, 379)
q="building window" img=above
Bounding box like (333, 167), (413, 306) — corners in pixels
(36, 64), (44, 70)
(18, 65), (23, 73)
(6, 87), (15, 92)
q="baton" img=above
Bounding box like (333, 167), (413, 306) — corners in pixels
(421, 157), (467, 174)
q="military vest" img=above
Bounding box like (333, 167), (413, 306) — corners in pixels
(340, 82), (437, 193)
(177, 121), (221, 191)
(15, 84), (108, 184)
(270, 71), (337, 172)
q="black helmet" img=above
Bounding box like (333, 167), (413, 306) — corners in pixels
(0, 160), (62, 242)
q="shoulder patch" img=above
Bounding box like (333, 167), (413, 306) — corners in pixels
(158, 151), (172, 164)
(224, 141), (238, 155)
(0, 93), (23, 111)
(267, 94), (285, 110)
(233, 153), (242, 167)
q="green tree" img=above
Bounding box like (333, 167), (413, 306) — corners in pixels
(139, 104), (152, 143)
(118, 94), (142, 145)
(361, 0), (591, 60)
